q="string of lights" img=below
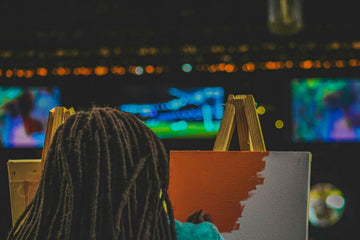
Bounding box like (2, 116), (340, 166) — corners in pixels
(1, 58), (360, 79)
(1, 41), (360, 59)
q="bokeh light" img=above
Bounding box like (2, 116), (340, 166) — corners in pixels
(309, 183), (345, 228)
(256, 106), (266, 115)
(275, 120), (284, 129)
(135, 66), (144, 75)
(182, 63), (192, 73)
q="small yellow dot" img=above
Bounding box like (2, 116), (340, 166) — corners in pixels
(256, 106), (266, 115)
(275, 120), (284, 129)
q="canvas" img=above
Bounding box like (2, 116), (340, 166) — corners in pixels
(168, 151), (311, 240)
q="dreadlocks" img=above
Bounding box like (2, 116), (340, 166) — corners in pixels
(7, 107), (177, 240)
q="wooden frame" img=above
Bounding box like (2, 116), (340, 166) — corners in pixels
(7, 107), (74, 225)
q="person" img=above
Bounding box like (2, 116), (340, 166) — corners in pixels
(7, 107), (223, 240)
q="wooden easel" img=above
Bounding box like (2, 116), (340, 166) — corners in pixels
(7, 107), (74, 226)
(213, 94), (266, 151)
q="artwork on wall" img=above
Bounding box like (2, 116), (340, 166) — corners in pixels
(0, 86), (61, 148)
(291, 78), (360, 142)
(168, 151), (311, 240)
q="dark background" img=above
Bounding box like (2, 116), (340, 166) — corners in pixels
(1, 0), (360, 239)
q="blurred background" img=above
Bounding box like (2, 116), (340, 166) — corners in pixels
(0, 0), (359, 239)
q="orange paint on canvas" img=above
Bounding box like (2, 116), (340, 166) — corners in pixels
(168, 151), (269, 232)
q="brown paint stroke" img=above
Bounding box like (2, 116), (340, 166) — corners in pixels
(168, 151), (269, 233)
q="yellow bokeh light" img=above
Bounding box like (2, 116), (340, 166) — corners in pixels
(352, 41), (360, 49)
(275, 120), (284, 129)
(256, 106), (266, 115)
(238, 45), (249, 52)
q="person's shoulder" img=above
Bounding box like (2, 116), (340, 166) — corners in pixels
(174, 219), (223, 240)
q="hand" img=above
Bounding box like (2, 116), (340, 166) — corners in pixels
(186, 209), (213, 224)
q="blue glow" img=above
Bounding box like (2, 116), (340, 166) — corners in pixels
(181, 64), (192, 73)
(166, 99), (186, 110)
(119, 86), (225, 138)
(145, 119), (160, 127)
(202, 104), (213, 131)
(194, 92), (203, 102)
(169, 88), (189, 99)
(170, 120), (188, 131)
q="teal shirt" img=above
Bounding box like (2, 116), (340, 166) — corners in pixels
(174, 219), (224, 240)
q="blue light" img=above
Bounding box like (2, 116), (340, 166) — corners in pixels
(145, 119), (160, 127)
(120, 104), (157, 117)
(181, 64), (192, 73)
(170, 120), (188, 131)
(202, 105), (213, 131)
(169, 88), (189, 98)
(194, 92), (203, 101)
(119, 86), (225, 138)
(167, 99), (186, 110)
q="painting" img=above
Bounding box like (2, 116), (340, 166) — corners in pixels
(168, 151), (311, 240)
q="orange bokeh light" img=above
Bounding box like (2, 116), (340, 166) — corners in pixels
(209, 65), (217, 73)
(300, 60), (313, 69)
(111, 66), (126, 75)
(352, 42), (360, 49)
(94, 66), (108, 76)
(225, 64), (236, 73)
(24, 70), (34, 78)
(155, 66), (163, 74)
(56, 67), (67, 76)
(145, 65), (155, 74)
(74, 67), (92, 76)
(6, 70), (13, 78)
(16, 69), (24, 77)
(335, 60), (345, 68)
(323, 61), (331, 69)
(242, 62), (255, 72)
(285, 60), (294, 68)
(349, 59), (358, 67)
(265, 61), (281, 70)
(37, 68), (48, 77)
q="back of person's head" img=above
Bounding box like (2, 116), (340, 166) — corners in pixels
(8, 107), (177, 240)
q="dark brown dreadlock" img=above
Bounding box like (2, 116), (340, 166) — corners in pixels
(7, 107), (177, 240)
